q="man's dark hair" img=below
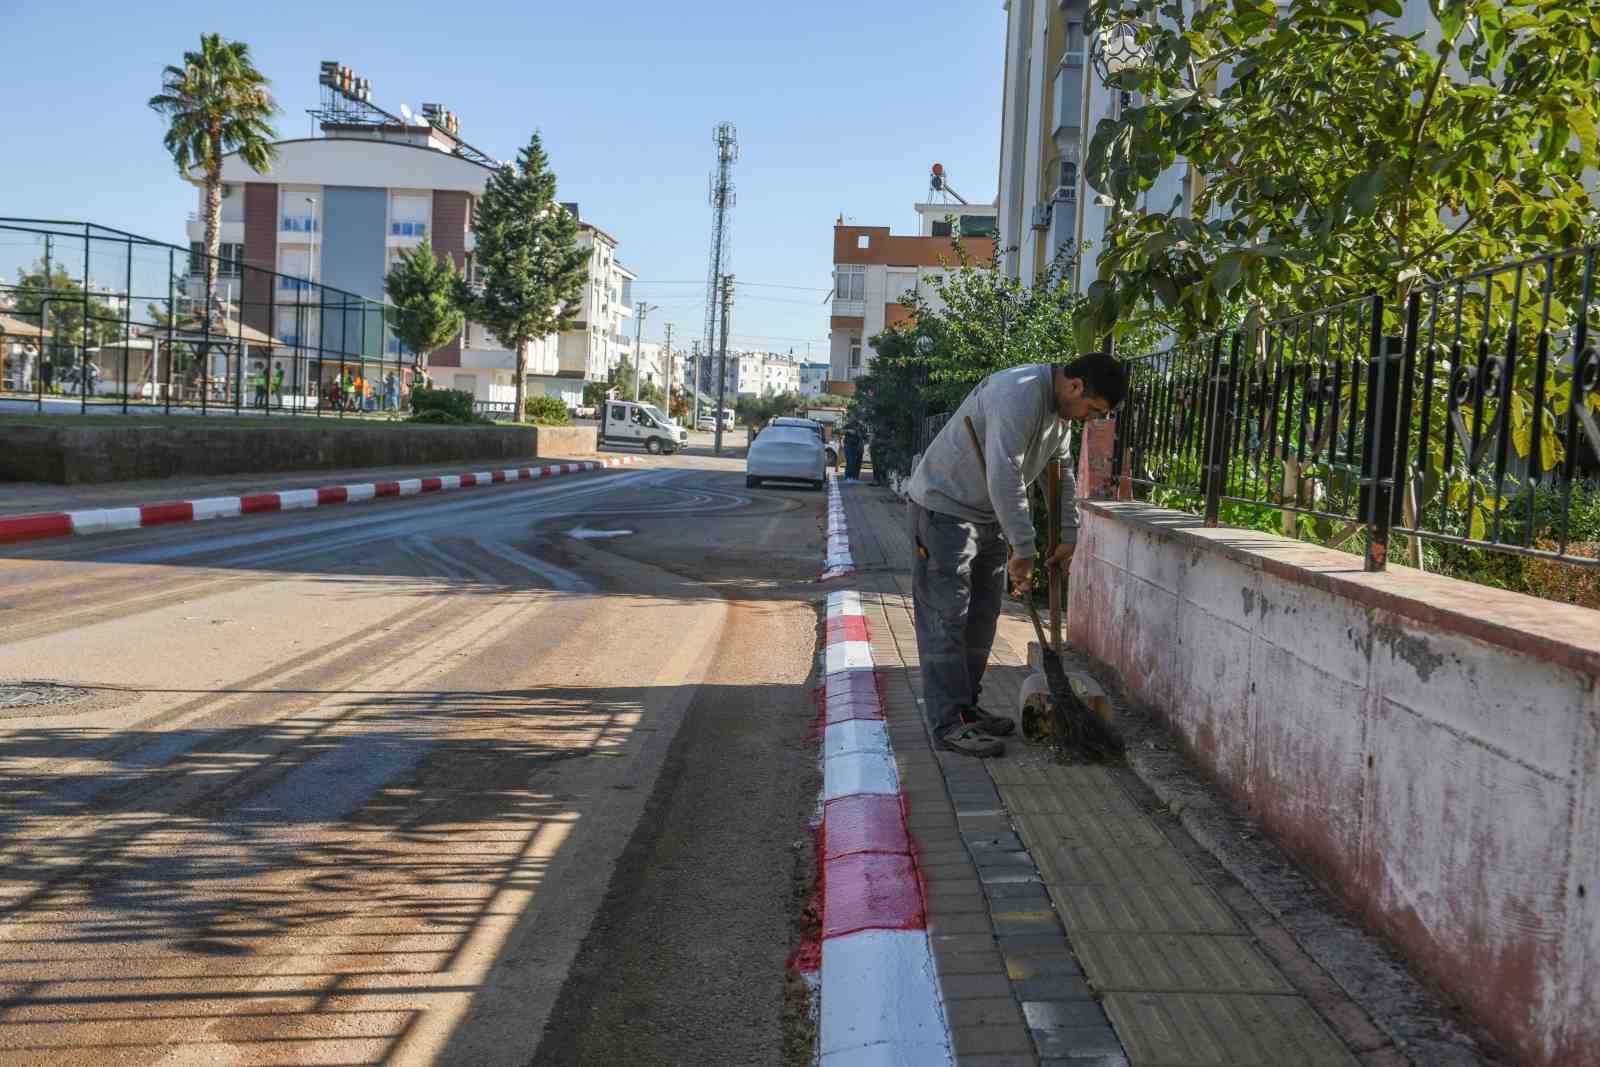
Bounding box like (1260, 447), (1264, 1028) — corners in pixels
(1061, 351), (1129, 410)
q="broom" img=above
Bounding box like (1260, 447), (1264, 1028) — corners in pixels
(964, 416), (1122, 762)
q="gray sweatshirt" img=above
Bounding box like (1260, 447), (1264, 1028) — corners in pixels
(904, 363), (1076, 558)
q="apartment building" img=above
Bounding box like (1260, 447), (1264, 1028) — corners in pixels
(995, 0), (1096, 285)
(798, 361), (830, 398)
(188, 67), (630, 408)
(828, 202), (997, 381)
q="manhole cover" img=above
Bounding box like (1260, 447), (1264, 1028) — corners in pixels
(0, 682), (93, 713)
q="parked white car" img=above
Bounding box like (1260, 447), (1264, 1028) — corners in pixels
(600, 400), (688, 454)
(769, 416), (839, 466)
(746, 426), (826, 490)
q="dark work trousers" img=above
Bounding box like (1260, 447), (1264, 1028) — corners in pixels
(844, 439), (864, 479)
(907, 499), (1008, 737)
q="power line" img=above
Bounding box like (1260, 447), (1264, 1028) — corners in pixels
(635, 279), (830, 292)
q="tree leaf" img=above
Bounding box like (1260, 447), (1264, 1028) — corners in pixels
(1346, 170), (1386, 217)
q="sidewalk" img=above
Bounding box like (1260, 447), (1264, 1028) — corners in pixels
(832, 479), (1407, 1067)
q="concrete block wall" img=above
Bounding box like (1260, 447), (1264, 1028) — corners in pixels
(0, 423), (599, 484)
(1067, 502), (1600, 1067)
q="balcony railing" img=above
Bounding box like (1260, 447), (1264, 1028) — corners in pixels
(280, 216), (318, 234)
(278, 277), (315, 292)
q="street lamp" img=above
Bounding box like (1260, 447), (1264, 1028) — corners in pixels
(1091, 18), (1148, 114)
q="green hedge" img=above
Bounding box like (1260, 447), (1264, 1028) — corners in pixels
(408, 387), (481, 425)
(524, 395), (572, 426)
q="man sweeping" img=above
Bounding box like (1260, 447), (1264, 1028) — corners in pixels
(905, 353), (1127, 757)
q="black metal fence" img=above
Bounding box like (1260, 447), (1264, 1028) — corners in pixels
(1113, 244), (1600, 572)
(0, 218), (426, 418)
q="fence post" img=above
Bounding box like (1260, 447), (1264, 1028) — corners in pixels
(1390, 291), (1422, 559)
(1360, 294), (1394, 571)
(1202, 334), (1233, 527)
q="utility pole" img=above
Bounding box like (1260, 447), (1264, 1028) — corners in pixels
(690, 341), (702, 426)
(631, 301), (655, 402)
(663, 322), (674, 418)
(714, 273), (733, 455)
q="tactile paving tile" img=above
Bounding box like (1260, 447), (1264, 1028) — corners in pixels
(1102, 991), (1359, 1066)
(1049, 881), (1241, 934)
(1014, 811), (1169, 851)
(1034, 840), (1199, 886)
(1071, 933), (1292, 994)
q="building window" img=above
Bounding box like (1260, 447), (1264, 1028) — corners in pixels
(931, 220), (953, 237)
(836, 265), (865, 302)
(856, 235), (870, 250)
(189, 242), (244, 277)
(849, 337), (862, 369)
(958, 215), (998, 238)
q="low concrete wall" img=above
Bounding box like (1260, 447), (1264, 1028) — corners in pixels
(1069, 502), (1600, 1067)
(0, 422), (598, 484)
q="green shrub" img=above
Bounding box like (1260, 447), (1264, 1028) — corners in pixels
(408, 387), (480, 424)
(524, 395), (572, 425)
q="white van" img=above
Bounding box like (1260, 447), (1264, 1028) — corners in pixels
(600, 400), (689, 454)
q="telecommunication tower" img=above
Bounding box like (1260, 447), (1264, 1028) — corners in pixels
(703, 123), (738, 398)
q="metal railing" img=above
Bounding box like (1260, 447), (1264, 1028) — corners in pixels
(1112, 244), (1600, 572)
(0, 218), (427, 420)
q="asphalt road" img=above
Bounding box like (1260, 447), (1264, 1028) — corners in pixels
(0, 451), (823, 1066)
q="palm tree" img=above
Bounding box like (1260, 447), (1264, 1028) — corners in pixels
(149, 34), (279, 325)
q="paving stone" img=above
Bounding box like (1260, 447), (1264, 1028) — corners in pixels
(941, 972), (1018, 1000)
(933, 912), (1001, 935)
(1047, 881), (1241, 935)
(956, 1055), (1039, 1067)
(1031, 1024), (1127, 1060)
(998, 932), (1076, 954)
(991, 909), (1064, 937)
(974, 849), (1038, 869)
(1023, 1001), (1112, 1030)
(1074, 934), (1293, 994)
(1014, 975), (1096, 1002)
(964, 830), (1025, 851)
(985, 886), (1054, 911)
(948, 998), (1028, 1028)
(1039, 1056), (1130, 1067)
(1005, 952), (1086, 980)
(956, 813), (1016, 832)
(980, 867), (1044, 886)
(934, 933), (1005, 955)
(1102, 992), (1358, 1066)
(953, 1023), (1037, 1056)
(937, 949), (1007, 976)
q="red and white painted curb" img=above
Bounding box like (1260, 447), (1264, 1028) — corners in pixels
(822, 471), (855, 579)
(0, 457), (639, 547)
(817, 589), (951, 1066)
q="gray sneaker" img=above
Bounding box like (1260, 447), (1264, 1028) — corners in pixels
(939, 721), (1005, 758)
(965, 705), (1016, 737)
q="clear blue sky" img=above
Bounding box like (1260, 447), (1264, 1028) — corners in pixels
(1, 1), (1006, 358)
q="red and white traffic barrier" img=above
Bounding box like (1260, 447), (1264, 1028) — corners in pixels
(0, 457), (638, 547)
(822, 471), (855, 579)
(817, 589), (951, 1066)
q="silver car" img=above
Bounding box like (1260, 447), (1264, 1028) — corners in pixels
(746, 426), (826, 490)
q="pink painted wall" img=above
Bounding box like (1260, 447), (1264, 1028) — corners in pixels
(1068, 502), (1600, 1067)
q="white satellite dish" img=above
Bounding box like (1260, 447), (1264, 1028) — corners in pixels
(399, 103), (414, 123)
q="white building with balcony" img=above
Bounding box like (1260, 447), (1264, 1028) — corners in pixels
(827, 203), (998, 381)
(186, 87), (633, 410)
